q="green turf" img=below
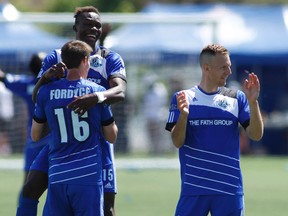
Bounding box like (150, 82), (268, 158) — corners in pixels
(0, 156), (287, 216)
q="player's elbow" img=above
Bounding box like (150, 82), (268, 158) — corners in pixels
(31, 120), (44, 142)
(171, 135), (184, 148)
(116, 89), (126, 102)
(31, 133), (41, 142)
(249, 132), (263, 141)
(172, 140), (183, 149)
(246, 125), (264, 141)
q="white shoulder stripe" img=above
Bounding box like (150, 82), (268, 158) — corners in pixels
(168, 112), (174, 123)
(55, 49), (62, 63)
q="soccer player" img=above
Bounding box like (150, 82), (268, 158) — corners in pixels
(32, 40), (118, 215)
(165, 44), (263, 216)
(16, 6), (126, 216)
(0, 52), (49, 183)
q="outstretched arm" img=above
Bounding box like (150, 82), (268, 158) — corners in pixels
(32, 62), (66, 103)
(67, 77), (126, 115)
(243, 73), (264, 141)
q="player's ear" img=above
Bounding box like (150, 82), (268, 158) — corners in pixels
(73, 25), (77, 32)
(203, 63), (210, 73)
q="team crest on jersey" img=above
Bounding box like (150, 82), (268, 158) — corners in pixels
(216, 98), (230, 109)
(90, 55), (103, 67)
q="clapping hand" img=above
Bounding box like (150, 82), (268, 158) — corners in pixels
(243, 72), (260, 102)
(176, 91), (189, 116)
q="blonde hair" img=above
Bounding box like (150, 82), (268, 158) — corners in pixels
(199, 44), (229, 67)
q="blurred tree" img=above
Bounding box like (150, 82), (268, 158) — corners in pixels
(9, 0), (144, 12)
(9, 0), (288, 12)
(45, 0), (148, 13)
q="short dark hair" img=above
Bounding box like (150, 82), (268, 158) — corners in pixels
(74, 6), (100, 24)
(29, 52), (46, 76)
(199, 44), (229, 66)
(61, 40), (92, 69)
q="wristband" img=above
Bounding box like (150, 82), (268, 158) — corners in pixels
(94, 92), (107, 103)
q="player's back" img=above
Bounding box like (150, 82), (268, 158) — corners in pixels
(36, 78), (107, 186)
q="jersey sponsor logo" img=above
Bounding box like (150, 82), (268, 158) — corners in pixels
(87, 77), (101, 84)
(189, 119), (233, 126)
(50, 87), (91, 100)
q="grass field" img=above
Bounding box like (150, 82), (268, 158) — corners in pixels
(0, 156), (288, 216)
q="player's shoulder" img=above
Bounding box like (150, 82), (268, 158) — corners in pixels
(98, 46), (111, 58)
(98, 46), (122, 59)
(219, 87), (238, 99)
(81, 79), (106, 91)
(37, 82), (51, 97)
(43, 49), (61, 64)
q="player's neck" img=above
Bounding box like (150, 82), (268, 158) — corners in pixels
(66, 69), (86, 81)
(198, 81), (219, 93)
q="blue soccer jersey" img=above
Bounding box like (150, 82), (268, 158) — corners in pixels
(33, 78), (114, 186)
(4, 74), (36, 141)
(166, 86), (250, 196)
(3, 74), (49, 171)
(38, 46), (126, 168)
(38, 46), (126, 90)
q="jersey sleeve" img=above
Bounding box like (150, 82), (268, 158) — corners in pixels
(106, 51), (126, 82)
(165, 92), (180, 131)
(37, 50), (60, 79)
(4, 74), (34, 97)
(90, 84), (114, 125)
(101, 104), (115, 126)
(237, 90), (250, 129)
(33, 86), (47, 123)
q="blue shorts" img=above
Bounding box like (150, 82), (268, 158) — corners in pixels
(175, 194), (244, 216)
(30, 143), (49, 173)
(102, 162), (117, 193)
(24, 135), (49, 171)
(30, 139), (117, 193)
(43, 184), (103, 216)
(102, 142), (117, 193)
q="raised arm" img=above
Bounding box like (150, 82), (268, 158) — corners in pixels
(242, 73), (264, 141)
(171, 91), (189, 148)
(67, 77), (126, 115)
(32, 62), (66, 103)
